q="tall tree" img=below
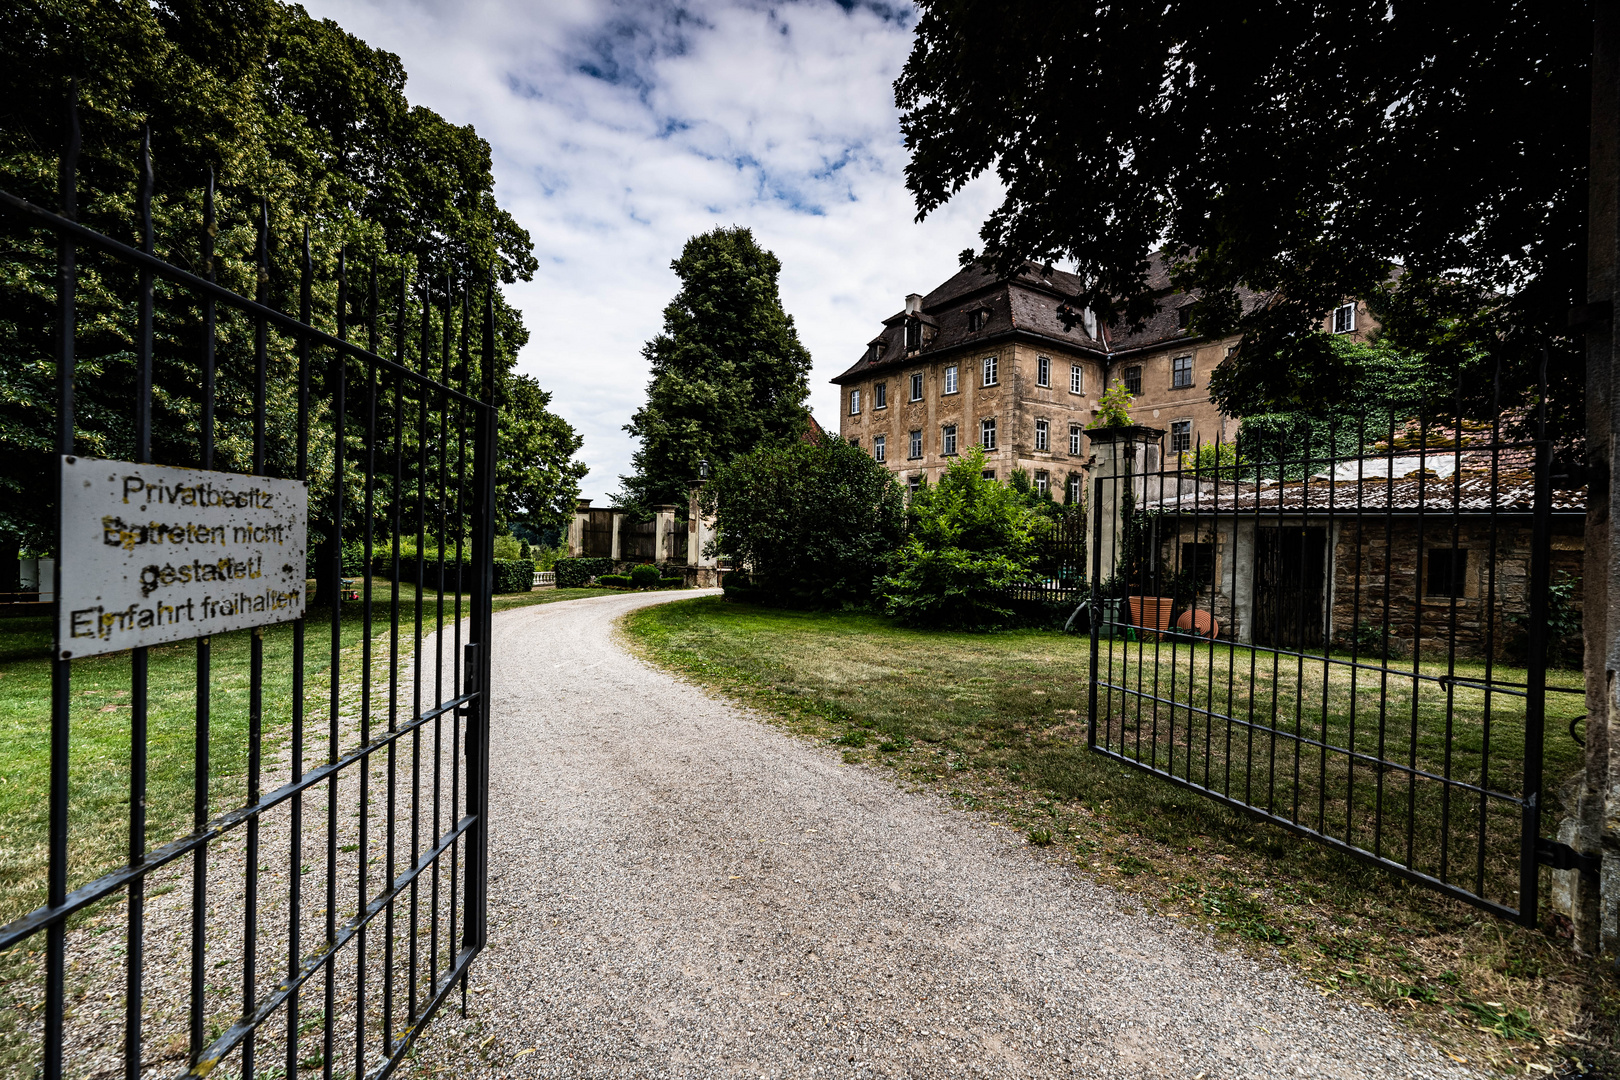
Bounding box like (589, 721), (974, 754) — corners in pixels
(498, 373), (588, 540)
(618, 227), (812, 513)
(895, 2), (1590, 453)
(0, 0), (585, 602)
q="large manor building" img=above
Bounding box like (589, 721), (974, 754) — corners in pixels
(832, 260), (1374, 502)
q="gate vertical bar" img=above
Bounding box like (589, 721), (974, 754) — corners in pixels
(1518, 354), (1555, 927)
(126, 124), (155, 1080)
(45, 84), (79, 1080)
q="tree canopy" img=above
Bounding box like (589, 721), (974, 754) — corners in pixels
(618, 227), (813, 513)
(896, 2), (1590, 451)
(703, 434), (905, 609)
(0, 0), (585, 579)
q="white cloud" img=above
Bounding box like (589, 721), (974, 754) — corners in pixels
(298, 0), (1000, 502)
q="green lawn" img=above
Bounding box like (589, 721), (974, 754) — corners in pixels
(623, 597), (1616, 1072)
(0, 581), (617, 929)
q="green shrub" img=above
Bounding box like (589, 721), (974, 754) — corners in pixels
(493, 534), (524, 560)
(702, 434), (905, 608)
(629, 563), (661, 588)
(597, 573), (632, 588)
(878, 447), (1041, 630)
(555, 557), (613, 588)
(492, 559), (535, 594)
(658, 576), (684, 588)
(1086, 380), (1135, 429)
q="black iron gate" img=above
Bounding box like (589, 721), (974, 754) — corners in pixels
(1086, 378), (1592, 925)
(0, 101), (492, 1077)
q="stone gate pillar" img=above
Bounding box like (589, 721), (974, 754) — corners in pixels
(1083, 425), (1164, 587)
(687, 482), (719, 586)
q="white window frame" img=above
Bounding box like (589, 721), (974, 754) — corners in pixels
(1037, 355), (1050, 387)
(1070, 363), (1084, 394)
(1034, 470), (1049, 495)
(980, 416), (997, 449)
(1069, 423), (1082, 456)
(1170, 419), (1192, 453)
(943, 365), (959, 395)
(874, 434), (886, 462)
(874, 382), (887, 409)
(982, 355), (998, 387)
(1333, 302), (1357, 334)
(1067, 474), (1083, 504)
(909, 372), (923, 401)
(849, 388), (861, 415)
(1035, 418), (1049, 452)
(1172, 355), (1193, 389)
(942, 424), (958, 456)
(908, 429), (922, 459)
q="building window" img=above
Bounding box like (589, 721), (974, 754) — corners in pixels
(980, 417), (997, 449)
(1172, 355), (1193, 389)
(1066, 474), (1083, 504)
(849, 437), (859, 447)
(982, 355), (998, 386)
(1124, 366), (1142, 395)
(1070, 363), (1084, 394)
(1426, 548), (1469, 597)
(1181, 541), (1215, 588)
(968, 308), (989, 332)
(1035, 418), (1049, 451)
(943, 365), (958, 395)
(1037, 356), (1050, 387)
(942, 424), (958, 455)
(909, 372), (923, 401)
(1034, 470), (1049, 495)
(849, 389), (861, 415)
(874, 434), (886, 462)
(874, 382), (887, 409)
(1333, 302), (1357, 334)
(908, 474), (922, 493)
(1178, 305), (1193, 330)
(905, 316), (922, 350)
(1170, 420), (1192, 453)
(1069, 423), (1082, 456)
(908, 430), (922, 459)
(982, 469), (996, 481)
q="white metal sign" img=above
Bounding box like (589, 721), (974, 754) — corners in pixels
(57, 456), (308, 658)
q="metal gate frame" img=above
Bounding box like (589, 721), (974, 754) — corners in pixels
(0, 97), (493, 1077)
(1086, 367), (1594, 926)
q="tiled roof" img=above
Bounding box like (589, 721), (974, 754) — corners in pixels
(832, 253), (1269, 384)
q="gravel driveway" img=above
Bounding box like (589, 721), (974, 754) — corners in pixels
(411, 590), (1478, 1079)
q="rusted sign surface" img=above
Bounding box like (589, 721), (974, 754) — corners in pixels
(57, 456), (308, 657)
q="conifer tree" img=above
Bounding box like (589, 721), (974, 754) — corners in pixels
(618, 227), (812, 513)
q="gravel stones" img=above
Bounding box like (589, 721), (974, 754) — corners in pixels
(408, 590), (1479, 1079)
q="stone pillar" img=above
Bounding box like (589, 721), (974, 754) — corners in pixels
(567, 499), (591, 557)
(652, 504), (678, 566)
(1084, 425), (1165, 588)
(687, 482), (719, 586)
(609, 510), (624, 562)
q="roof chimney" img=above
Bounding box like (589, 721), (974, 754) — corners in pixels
(904, 293), (923, 315)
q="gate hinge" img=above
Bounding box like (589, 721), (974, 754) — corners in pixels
(1536, 837), (1601, 877)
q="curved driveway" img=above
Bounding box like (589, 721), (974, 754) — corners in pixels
(415, 589), (1475, 1079)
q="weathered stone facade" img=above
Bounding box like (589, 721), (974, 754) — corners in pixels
(833, 263), (1378, 497)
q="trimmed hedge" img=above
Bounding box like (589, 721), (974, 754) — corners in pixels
(659, 576), (684, 588)
(555, 557), (613, 588)
(629, 563), (660, 588)
(597, 574), (632, 588)
(493, 559), (534, 594)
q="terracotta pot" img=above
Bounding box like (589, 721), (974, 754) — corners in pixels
(1126, 595), (1176, 634)
(1174, 607), (1220, 639)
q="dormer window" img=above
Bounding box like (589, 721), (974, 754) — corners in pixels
(1177, 305), (1193, 330)
(967, 307), (991, 332)
(905, 317), (923, 351)
(868, 341), (885, 364)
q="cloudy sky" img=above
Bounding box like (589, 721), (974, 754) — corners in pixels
(299, 0), (1003, 503)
